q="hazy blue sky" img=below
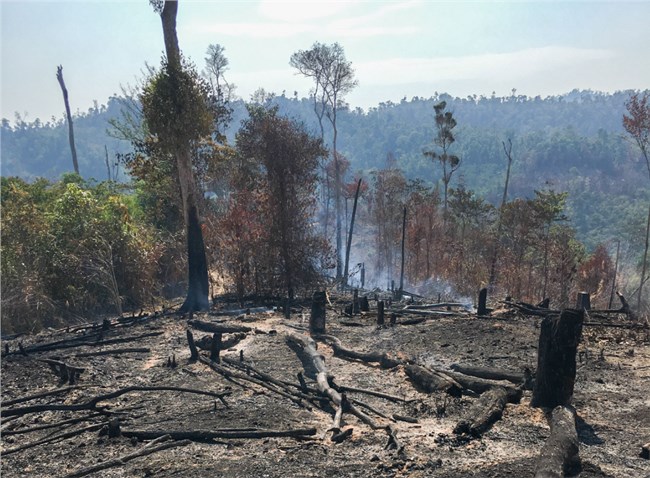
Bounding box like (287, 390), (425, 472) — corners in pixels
(1, 0), (649, 123)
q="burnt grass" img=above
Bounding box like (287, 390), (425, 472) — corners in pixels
(1, 293), (649, 478)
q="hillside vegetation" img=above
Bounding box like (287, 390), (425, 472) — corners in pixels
(1, 89), (649, 333)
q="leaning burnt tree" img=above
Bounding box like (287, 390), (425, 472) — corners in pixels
(146, 0), (211, 312)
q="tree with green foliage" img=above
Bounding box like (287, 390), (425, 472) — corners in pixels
(290, 42), (357, 281)
(424, 101), (460, 216)
(147, 0), (213, 312)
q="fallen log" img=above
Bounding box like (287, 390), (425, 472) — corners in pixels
(2, 412), (104, 436)
(315, 334), (401, 369)
(199, 356), (312, 410)
(446, 370), (519, 395)
(404, 364), (462, 397)
(450, 364), (530, 387)
(63, 435), (191, 478)
(2, 422), (107, 456)
(534, 405), (580, 478)
(187, 319), (251, 334)
(453, 386), (521, 437)
(1, 385), (77, 407)
(2, 386), (231, 418)
(287, 333), (380, 431)
(209, 306), (271, 317)
(6, 331), (163, 355)
(72, 347), (150, 358)
(121, 427), (317, 441)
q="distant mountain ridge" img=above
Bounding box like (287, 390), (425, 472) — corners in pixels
(2, 89), (648, 251)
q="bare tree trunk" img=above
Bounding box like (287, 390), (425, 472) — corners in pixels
(488, 139), (513, 290)
(159, 0), (209, 312)
(638, 204), (650, 314)
(343, 178), (362, 287)
(56, 65), (79, 175)
(399, 206), (407, 297)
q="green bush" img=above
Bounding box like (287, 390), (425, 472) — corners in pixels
(0, 176), (170, 334)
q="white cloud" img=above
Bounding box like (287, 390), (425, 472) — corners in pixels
(257, 0), (355, 22)
(184, 21), (314, 38)
(183, 0), (422, 39)
(356, 46), (614, 86)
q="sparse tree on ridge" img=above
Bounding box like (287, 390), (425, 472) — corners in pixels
(424, 101), (460, 218)
(290, 42), (357, 282)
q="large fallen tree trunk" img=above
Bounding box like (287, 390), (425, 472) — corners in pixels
(450, 364), (531, 387)
(445, 370), (519, 395)
(286, 333), (380, 432)
(534, 405), (580, 478)
(315, 334), (401, 369)
(187, 319), (252, 334)
(404, 364), (462, 397)
(453, 386), (522, 437)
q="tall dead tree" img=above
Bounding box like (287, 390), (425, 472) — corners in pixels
(56, 65), (79, 175)
(488, 138), (513, 290)
(343, 178), (362, 287)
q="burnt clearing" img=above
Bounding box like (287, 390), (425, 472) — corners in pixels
(1, 293), (649, 478)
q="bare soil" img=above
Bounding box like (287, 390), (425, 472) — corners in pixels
(2, 295), (649, 478)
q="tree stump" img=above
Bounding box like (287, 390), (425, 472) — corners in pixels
(310, 291), (327, 334)
(377, 301), (385, 326)
(210, 333), (222, 363)
(531, 309), (584, 408)
(575, 292), (591, 311)
(353, 289), (360, 315)
(477, 288), (488, 316)
(359, 296), (369, 312)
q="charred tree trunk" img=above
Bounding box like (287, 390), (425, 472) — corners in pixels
(477, 287), (488, 316)
(310, 291), (327, 334)
(343, 178), (362, 286)
(398, 206), (407, 298)
(158, 1), (209, 313)
(534, 406), (580, 478)
(56, 65), (79, 175)
(532, 309), (584, 408)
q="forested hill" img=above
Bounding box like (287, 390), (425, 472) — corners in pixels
(2, 89), (648, 250)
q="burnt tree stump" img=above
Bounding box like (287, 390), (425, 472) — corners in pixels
(310, 291), (327, 334)
(575, 292), (591, 311)
(359, 296), (369, 312)
(377, 300), (385, 326)
(531, 309), (584, 408)
(210, 333), (222, 363)
(477, 288), (488, 316)
(353, 289), (360, 315)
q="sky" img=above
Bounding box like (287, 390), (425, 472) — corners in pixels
(1, 0), (649, 124)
